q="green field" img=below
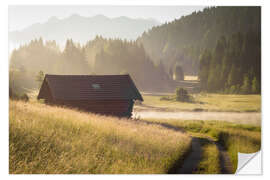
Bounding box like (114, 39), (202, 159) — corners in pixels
(142, 118), (261, 172)
(137, 93), (261, 112)
(9, 100), (191, 174)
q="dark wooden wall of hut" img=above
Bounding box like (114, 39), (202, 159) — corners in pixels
(47, 99), (134, 118)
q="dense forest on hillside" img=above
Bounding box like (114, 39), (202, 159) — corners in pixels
(138, 7), (260, 75)
(9, 7), (261, 95)
(9, 37), (172, 93)
(199, 31), (261, 94)
(86, 37), (171, 90)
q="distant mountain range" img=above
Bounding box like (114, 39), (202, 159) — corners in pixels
(9, 14), (160, 45)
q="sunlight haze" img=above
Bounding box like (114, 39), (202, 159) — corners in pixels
(9, 5), (205, 31)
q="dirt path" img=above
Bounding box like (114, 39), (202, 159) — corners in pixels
(176, 137), (233, 174)
(177, 137), (203, 174)
(135, 119), (233, 174)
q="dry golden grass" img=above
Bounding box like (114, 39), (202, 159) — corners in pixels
(9, 100), (191, 174)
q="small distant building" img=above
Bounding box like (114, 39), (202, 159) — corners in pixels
(37, 74), (143, 117)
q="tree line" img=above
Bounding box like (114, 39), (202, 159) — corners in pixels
(198, 31), (261, 94)
(9, 7), (261, 95)
(9, 36), (173, 94)
(138, 7), (260, 76)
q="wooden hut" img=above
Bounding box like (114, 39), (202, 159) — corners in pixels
(37, 74), (143, 117)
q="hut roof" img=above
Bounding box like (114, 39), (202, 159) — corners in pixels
(37, 74), (143, 101)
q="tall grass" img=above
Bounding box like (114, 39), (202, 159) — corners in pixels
(9, 100), (191, 174)
(143, 118), (261, 172)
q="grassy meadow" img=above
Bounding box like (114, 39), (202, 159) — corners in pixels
(137, 93), (261, 112)
(142, 118), (261, 172)
(9, 100), (191, 174)
(184, 75), (198, 81)
(9, 93), (261, 174)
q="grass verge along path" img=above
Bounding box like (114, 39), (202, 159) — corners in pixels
(142, 118), (261, 173)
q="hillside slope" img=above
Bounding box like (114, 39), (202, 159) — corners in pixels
(9, 100), (191, 174)
(138, 7), (260, 75)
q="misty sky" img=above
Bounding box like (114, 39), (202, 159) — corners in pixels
(9, 5), (205, 31)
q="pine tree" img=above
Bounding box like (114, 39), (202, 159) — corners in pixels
(240, 74), (251, 94)
(251, 77), (259, 94)
(174, 65), (184, 81)
(227, 65), (236, 88)
(169, 66), (173, 79)
(207, 68), (216, 92)
(36, 70), (44, 88)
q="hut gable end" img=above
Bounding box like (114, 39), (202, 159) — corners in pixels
(37, 79), (54, 101)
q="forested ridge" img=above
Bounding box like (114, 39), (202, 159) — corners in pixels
(199, 31), (261, 94)
(9, 6), (261, 95)
(9, 37), (171, 93)
(138, 7), (260, 76)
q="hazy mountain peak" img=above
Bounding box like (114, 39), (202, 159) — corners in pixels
(9, 14), (159, 45)
(48, 16), (59, 23)
(92, 14), (108, 19)
(114, 16), (130, 20)
(146, 18), (160, 24)
(68, 13), (83, 20)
